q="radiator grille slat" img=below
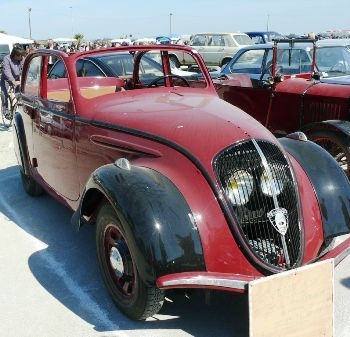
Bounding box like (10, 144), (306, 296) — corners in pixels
(214, 139), (302, 271)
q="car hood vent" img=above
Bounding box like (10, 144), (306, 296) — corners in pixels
(214, 139), (303, 272)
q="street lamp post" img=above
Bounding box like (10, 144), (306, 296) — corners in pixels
(70, 6), (73, 36)
(169, 13), (173, 35)
(28, 8), (32, 39)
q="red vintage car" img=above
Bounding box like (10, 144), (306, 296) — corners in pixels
(214, 38), (350, 177)
(13, 44), (350, 320)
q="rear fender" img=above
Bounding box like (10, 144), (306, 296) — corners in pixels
(279, 136), (350, 240)
(72, 162), (205, 283)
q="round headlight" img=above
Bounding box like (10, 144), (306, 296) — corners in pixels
(260, 168), (284, 196)
(225, 170), (254, 206)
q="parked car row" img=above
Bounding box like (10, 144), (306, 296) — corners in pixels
(213, 38), (350, 178)
(11, 43), (350, 320)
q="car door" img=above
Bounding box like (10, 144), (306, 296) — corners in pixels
(22, 53), (80, 201)
(216, 48), (273, 127)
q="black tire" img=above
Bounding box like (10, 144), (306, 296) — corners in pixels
(307, 130), (350, 178)
(96, 203), (165, 320)
(20, 169), (44, 196)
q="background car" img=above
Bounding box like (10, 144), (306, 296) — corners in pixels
(13, 44), (350, 322)
(245, 31), (285, 44)
(315, 38), (350, 76)
(169, 32), (253, 68)
(214, 38), (350, 177)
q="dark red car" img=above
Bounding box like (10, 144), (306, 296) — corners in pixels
(214, 38), (350, 177)
(13, 44), (350, 320)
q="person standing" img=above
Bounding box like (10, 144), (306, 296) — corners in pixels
(46, 39), (58, 69)
(0, 45), (26, 116)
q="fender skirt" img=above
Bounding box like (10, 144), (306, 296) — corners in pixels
(279, 137), (350, 240)
(72, 163), (206, 283)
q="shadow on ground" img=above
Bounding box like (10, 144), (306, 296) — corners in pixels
(0, 164), (249, 337)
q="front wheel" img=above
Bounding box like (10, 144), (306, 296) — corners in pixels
(96, 203), (165, 320)
(307, 130), (350, 178)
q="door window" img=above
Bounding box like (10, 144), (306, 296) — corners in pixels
(24, 56), (42, 96)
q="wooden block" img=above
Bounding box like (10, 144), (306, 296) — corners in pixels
(249, 259), (334, 337)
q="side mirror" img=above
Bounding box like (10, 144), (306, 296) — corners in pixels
(274, 73), (284, 83)
(312, 72), (321, 80)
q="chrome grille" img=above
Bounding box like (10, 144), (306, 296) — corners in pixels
(214, 139), (302, 271)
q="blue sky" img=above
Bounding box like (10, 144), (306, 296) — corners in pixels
(0, 0), (349, 41)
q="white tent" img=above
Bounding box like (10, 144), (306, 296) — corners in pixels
(0, 33), (33, 45)
(0, 33), (34, 54)
(53, 37), (77, 43)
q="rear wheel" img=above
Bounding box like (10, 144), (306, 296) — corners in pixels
(96, 203), (165, 320)
(307, 130), (350, 178)
(20, 169), (44, 196)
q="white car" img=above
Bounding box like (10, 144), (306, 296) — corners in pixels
(169, 32), (253, 67)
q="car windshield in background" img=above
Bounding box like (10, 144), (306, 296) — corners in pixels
(234, 34), (255, 45)
(316, 45), (350, 76)
(226, 44), (312, 75)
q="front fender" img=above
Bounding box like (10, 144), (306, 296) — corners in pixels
(73, 163), (205, 283)
(279, 136), (350, 240)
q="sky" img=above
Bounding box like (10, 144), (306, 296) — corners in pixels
(0, 0), (349, 41)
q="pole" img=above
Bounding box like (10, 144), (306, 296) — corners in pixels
(70, 6), (73, 36)
(28, 8), (32, 39)
(266, 14), (270, 33)
(169, 13), (173, 35)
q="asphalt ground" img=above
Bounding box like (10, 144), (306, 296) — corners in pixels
(1, 123), (350, 337)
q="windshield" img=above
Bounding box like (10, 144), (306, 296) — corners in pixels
(316, 46), (350, 76)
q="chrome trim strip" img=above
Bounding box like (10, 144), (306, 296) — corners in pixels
(160, 275), (248, 290)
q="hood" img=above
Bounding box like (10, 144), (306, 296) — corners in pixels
(87, 90), (278, 162)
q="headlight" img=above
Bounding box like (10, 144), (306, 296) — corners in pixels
(260, 168), (284, 196)
(225, 170), (254, 206)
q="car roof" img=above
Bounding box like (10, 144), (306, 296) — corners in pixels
(316, 38), (350, 47)
(192, 32), (250, 36)
(245, 31), (280, 35)
(237, 41), (313, 51)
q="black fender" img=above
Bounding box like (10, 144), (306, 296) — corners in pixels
(12, 112), (31, 175)
(72, 162), (206, 283)
(279, 136), (350, 240)
(301, 120), (350, 146)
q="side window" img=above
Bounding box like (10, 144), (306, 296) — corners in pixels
(209, 35), (225, 47)
(48, 60), (66, 79)
(24, 56), (42, 96)
(229, 49), (265, 74)
(76, 59), (104, 77)
(190, 35), (206, 46)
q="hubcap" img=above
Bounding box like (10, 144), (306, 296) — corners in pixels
(109, 246), (124, 277)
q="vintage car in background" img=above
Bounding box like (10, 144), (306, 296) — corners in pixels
(13, 44), (350, 320)
(169, 32), (253, 68)
(214, 38), (350, 178)
(245, 31), (285, 44)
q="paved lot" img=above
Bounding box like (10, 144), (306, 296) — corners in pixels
(1, 124), (350, 337)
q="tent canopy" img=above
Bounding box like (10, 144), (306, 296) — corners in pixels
(53, 37), (77, 43)
(0, 33), (34, 44)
